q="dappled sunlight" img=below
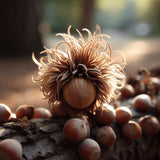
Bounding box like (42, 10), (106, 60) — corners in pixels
(122, 38), (160, 74)
(123, 40), (151, 62)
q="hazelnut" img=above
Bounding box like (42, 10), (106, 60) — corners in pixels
(138, 115), (160, 135)
(132, 94), (152, 112)
(32, 108), (51, 119)
(0, 139), (22, 160)
(115, 106), (132, 124)
(155, 98), (160, 114)
(96, 126), (116, 147)
(94, 103), (115, 125)
(120, 84), (135, 99)
(63, 78), (96, 109)
(150, 77), (160, 93)
(0, 103), (11, 123)
(50, 101), (67, 117)
(63, 118), (89, 143)
(78, 138), (101, 160)
(16, 104), (34, 119)
(122, 121), (142, 139)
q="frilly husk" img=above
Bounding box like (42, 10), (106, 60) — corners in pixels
(33, 25), (126, 115)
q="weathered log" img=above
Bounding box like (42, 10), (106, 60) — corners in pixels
(0, 105), (160, 160)
(0, 67), (160, 160)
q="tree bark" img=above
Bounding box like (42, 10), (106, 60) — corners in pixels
(0, 107), (160, 160)
(81, 0), (95, 29)
(0, 67), (160, 160)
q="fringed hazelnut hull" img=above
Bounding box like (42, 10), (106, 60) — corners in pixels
(33, 25), (126, 115)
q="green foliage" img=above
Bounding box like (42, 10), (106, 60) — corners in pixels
(94, 0), (136, 30)
(40, 0), (83, 32)
(135, 0), (160, 35)
(39, 0), (160, 35)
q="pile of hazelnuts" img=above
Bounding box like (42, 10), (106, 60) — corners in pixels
(0, 104), (52, 160)
(0, 69), (160, 160)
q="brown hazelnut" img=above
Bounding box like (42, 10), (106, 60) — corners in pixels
(78, 138), (101, 160)
(132, 94), (152, 112)
(0, 103), (11, 123)
(138, 115), (160, 135)
(16, 104), (34, 119)
(150, 77), (160, 93)
(122, 120), (142, 139)
(120, 84), (135, 99)
(94, 103), (115, 125)
(50, 101), (67, 117)
(63, 78), (96, 109)
(96, 126), (116, 147)
(0, 139), (22, 160)
(32, 108), (51, 119)
(63, 118), (89, 143)
(155, 98), (160, 114)
(115, 106), (132, 124)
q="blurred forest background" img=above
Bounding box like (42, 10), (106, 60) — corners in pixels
(0, 0), (160, 111)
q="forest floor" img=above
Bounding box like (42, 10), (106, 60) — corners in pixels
(1, 34), (160, 112)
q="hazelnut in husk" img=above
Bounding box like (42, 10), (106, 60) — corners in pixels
(33, 25), (126, 116)
(63, 78), (96, 109)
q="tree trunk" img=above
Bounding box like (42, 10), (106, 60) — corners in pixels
(81, 0), (95, 29)
(0, 0), (43, 57)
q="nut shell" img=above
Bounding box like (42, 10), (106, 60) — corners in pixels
(78, 138), (101, 160)
(132, 94), (152, 112)
(0, 104), (11, 122)
(63, 118), (89, 143)
(122, 121), (142, 139)
(138, 115), (160, 135)
(32, 108), (51, 119)
(63, 78), (96, 109)
(94, 103), (115, 125)
(120, 84), (135, 99)
(155, 98), (160, 114)
(0, 139), (22, 160)
(96, 126), (116, 147)
(16, 104), (34, 119)
(115, 106), (132, 124)
(51, 101), (67, 117)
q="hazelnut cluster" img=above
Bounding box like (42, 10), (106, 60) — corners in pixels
(0, 67), (160, 160)
(33, 25), (126, 115)
(60, 67), (160, 159)
(0, 103), (52, 160)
